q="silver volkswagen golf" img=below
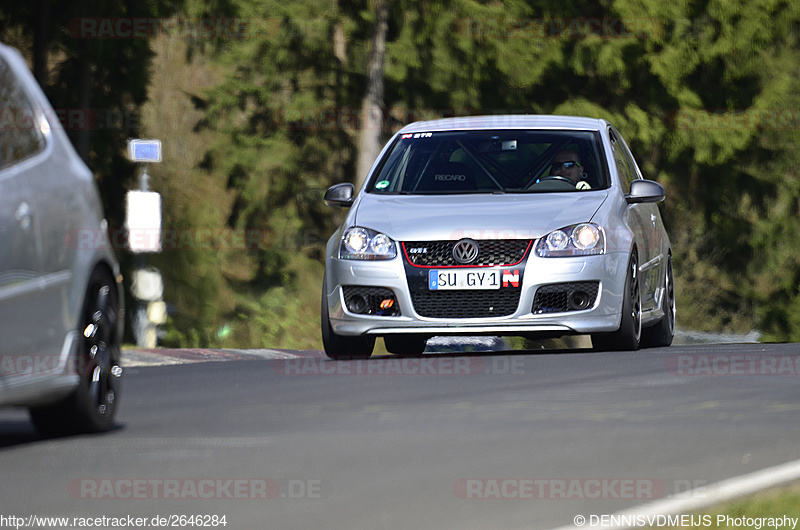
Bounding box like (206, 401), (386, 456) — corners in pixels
(0, 43), (124, 433)
(322, 115), (674, 359)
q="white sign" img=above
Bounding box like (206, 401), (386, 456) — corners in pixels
(131, 268), (164, 302)
(126, 190), (162, 253)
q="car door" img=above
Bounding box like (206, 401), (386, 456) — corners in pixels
(608, 127), (663, 312)
(0, 53), (51, 388)
(0, 168), (43, 369)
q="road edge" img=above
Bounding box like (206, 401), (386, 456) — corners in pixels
(548, 458), (800, 530)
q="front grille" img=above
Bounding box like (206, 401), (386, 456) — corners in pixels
(410, 289), (521, 319)
(532, 282), (599, 314)
(342, 286), (400, 316)
(403, 239), (531, 267)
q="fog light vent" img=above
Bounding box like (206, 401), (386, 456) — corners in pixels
(342, 286), (401, 316)
(532, 282), (599, 314)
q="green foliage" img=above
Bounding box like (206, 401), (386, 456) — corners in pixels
(13, 0), (799, 346)
(148, 0), (368, 348)
(227, 256), (325, 350)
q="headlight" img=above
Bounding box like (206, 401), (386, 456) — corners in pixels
(343, 228), (370, 254)
(572, 224), (601, 250)
(536, 223), (605, 257)
(340, 227), (397, 260)
(545, 230), (569, 251)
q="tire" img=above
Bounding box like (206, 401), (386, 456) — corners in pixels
(592, 251), (641, 351)
(29, 266), (122, 435)
(321, 278), (374, 360)
(641, 254), (675, 348)
(384, 334), (427, 356)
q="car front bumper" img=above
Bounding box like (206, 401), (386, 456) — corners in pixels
(324, 251), (630, 337)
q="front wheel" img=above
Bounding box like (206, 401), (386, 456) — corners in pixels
(641, 254), (675, 348)
(592, 252), (641, 351)
(321, 278), (374, 360)
(30, 266), (123, 435)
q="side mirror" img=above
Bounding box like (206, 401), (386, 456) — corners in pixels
(625, 179), (665, 204)
(324, 183), (355, 207)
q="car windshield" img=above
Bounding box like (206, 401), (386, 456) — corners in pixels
(368, 130), (608, 194)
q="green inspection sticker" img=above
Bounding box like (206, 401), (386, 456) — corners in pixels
(375, 180), (390, 189)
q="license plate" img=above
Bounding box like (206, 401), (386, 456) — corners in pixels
(428, 269), (501, 290)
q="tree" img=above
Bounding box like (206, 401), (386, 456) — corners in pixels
(177, 0), (368, 347)
(355, 0), (388, 188)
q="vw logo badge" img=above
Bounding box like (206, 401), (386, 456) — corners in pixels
(452, 239), (479, 264)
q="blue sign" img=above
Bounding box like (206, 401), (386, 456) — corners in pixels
(128, 139), (162, 163)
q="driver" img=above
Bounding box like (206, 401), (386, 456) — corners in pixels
(550, 150), (591, 189)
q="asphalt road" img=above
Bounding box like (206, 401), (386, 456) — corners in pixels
(1, 342), (799, 530)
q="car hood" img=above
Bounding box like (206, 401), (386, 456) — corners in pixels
(353, 192), (609, 241)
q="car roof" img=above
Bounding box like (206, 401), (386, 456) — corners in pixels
(397, 115), (608, 134)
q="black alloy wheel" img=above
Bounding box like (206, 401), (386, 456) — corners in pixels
(30, 267), (122, 434)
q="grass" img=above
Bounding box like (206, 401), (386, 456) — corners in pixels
(645, 482), (800, 528)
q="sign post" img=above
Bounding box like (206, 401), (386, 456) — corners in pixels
(126, 139), (164, 348)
